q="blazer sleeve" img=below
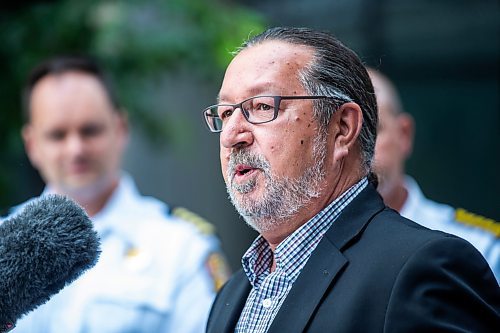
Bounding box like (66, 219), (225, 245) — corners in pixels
(384, 235), (500, 332)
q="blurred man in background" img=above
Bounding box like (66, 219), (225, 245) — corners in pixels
(10, 55), (229, 333)
(369, 67), (499, 282)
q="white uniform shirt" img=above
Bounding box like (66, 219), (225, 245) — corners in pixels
(13, 174), (223, 332)
(401, 175), (499, 283)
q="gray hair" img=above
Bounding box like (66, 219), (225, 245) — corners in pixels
(238, 27), (378, 173)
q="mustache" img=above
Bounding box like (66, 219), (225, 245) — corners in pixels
(227, 150), (270, 181)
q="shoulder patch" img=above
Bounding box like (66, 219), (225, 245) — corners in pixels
(205, 252), (232, 291)
(171, 206), (216, 235)
(454, 208), (500, 238)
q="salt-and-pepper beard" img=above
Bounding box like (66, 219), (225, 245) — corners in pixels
(226, 130), (328, 233)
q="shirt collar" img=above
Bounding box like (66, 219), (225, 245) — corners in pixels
(242, 177), (368, 287)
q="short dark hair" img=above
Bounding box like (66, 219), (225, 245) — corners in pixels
(22, 55), (120, 122)
(239, 27), (378, 173)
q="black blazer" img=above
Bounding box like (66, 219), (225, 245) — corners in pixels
(207, 185), (499, 332)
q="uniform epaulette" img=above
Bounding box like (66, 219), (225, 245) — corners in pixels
(454, 208), (500, 238)
(171, 206), (216, 235)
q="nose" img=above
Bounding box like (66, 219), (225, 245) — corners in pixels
(65, 134), (86, 156)
(220, 108), (253, 149)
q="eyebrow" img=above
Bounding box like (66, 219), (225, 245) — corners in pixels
(217, 85), (285, 104)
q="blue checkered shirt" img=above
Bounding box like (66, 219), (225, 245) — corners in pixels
(235, 178), (368, 333)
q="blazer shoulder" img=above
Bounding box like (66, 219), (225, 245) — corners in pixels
(372, 206), (441, 237)
(385, 235), (500, 331)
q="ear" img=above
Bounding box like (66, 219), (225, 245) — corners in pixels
(21, 124), (40, 168)
(331, 102), (363, 162)
(397, 113), (414, 158)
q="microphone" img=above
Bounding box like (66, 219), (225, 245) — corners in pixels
(0, 195), (100, 332)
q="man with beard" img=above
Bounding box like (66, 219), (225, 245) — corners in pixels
(203, 27), (499, 332)
(369, 67), (499, 282)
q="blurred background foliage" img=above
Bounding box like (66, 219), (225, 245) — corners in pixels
(0, 0), (265, 209)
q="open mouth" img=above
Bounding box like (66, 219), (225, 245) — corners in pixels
(235, 164), (255, 177)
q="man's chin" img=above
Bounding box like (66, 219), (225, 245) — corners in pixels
(231, 175), (259, 192)
(229, 189), (260, 215)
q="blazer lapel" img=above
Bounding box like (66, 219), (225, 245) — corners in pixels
(268, 185), (385, 333)
(268, 239), (347, 333)
(208, 270), (252, 333)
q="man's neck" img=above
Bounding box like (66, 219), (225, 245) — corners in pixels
(262, 172), (365, 251)
(384, 182), (408, 213)
(78, 185), (116, 217)
(54, 177), (119, 217)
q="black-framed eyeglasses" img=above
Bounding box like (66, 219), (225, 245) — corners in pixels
(203, 95), (340, 133)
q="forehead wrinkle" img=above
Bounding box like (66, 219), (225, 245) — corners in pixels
(218, 41), (313, 104)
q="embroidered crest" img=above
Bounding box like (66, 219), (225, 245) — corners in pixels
(205, 252), (231, 291)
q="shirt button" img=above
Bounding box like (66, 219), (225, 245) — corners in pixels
(262, 298), (272, 308)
